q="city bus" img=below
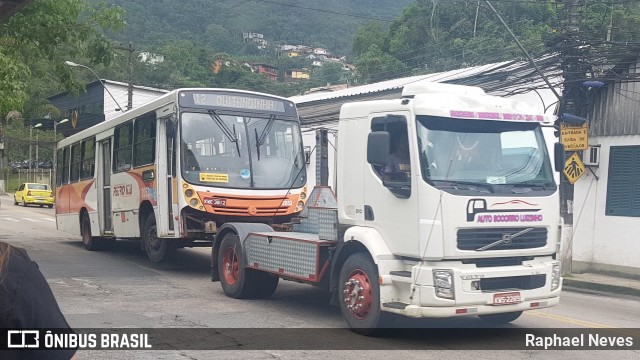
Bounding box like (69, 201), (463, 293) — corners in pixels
(55, 88), (308, 262)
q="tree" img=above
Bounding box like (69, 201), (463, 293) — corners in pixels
(355, 44), (408, 83)
(0, 0), (125, 119)
(0, 0), (124, 172)
(353, 21), (389, 57)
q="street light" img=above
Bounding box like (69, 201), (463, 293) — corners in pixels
(64, 60), (125, 112)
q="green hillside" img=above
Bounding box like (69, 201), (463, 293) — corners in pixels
(100, 0), (414, 57)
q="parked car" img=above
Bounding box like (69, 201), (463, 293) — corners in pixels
(14, 183), (54, 208)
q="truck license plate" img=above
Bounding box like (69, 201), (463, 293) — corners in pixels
(493, 292), (521, 305)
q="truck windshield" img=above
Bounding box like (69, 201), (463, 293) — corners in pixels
(416, 115), (555, 191)
(180, 111), (306, 189)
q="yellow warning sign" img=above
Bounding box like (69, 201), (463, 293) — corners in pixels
(199, 173), (229, 183)
(564, 153), (586, 184)
(561, 122), (588, 151)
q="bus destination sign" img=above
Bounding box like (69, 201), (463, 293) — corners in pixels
(191, 93), (287, 113)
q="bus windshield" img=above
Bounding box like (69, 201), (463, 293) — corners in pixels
(416, 115), (555, 192)
(180, 111), (306, 189)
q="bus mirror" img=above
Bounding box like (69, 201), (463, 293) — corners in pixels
(304, 146), (311, 165)
(554, 142), (565, 172)
(367, 131), (390, 166)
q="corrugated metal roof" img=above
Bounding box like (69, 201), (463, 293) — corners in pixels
(290, 61), (513, 105)
(588, 59), (640, 136)
(292, 55), (563, 127)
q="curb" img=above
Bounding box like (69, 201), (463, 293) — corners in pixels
(563, 278), (640, 298)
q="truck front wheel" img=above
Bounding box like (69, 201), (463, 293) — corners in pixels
(478, 311), (523, 324)
(338, 252), (388, 335)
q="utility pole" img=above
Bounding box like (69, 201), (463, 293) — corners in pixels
(115, 42), (135, 111)
(558, 0), (584, 276)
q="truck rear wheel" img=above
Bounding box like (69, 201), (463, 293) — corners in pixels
(218, 233), (259, 299)
(338, 252), (388, 335)
(143, 213), (175, 263)
(478, 311), (523, 324)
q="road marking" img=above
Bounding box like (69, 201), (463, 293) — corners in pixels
(43, 218), (56, 222)
(1, 217), (20, 222)
(527, 310), (613, 328)
(20, 217), (42, 222)
(527, 311), (640, 337)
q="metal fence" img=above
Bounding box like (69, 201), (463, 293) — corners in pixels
(1, 169), (53, 194)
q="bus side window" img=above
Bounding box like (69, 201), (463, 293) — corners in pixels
(114, 122), (133, 172)
(81, 137), (96, 179)
(133, 113), (157, 167)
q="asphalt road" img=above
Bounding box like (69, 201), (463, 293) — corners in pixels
(0, 194), (638, 359)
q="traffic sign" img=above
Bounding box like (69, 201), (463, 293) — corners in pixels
(561, 122), (588, 151)
(563, 152), (586, 184)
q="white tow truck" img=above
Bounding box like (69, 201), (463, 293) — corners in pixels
(211, 82), (564, 334)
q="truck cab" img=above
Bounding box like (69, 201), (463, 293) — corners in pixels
(335, 82), (562, 327)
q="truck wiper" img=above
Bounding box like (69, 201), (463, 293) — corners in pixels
(254, 115), (276, 161)
(509, 182), (554, 191)
(207, 110), (241, 157)
(432, 180), (494, 193)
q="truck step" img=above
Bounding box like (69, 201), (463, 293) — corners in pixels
(390, 271), (412, 277)
(382, 302), (409, 310)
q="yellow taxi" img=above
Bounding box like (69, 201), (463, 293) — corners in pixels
(14, 183), (54, 208)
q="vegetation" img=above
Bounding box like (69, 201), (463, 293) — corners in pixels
(352, 1), (640, 83)
(0, 0), (124, 171)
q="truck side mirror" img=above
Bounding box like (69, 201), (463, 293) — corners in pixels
(367, 131), (390, 166)
(554, 142), (565, 172)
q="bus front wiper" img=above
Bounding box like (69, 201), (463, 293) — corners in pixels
(254, 115), (276, 161)
(207, 110), (241, 157)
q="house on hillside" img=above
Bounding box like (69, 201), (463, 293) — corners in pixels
(284, 69), (310, 82)
(250, 63), (278, 81)
(572, 56), (640, 276)
(243, 32), (268, 49)
(139, 52), (165, 65)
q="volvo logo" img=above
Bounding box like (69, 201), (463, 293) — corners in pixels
(476, 227), (535, 251)
(502, 233), (513, 244)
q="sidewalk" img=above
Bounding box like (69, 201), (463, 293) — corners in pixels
(563, 272), (640, 298)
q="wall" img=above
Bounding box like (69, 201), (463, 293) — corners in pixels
(573, 135), (640, 274)
(104, 85), (168, 121)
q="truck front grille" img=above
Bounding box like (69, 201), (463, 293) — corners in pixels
(480, 274), (546, 291)
(457, 227), (547, 251)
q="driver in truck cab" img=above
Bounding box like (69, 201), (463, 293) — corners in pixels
(384, 134), (411, 182)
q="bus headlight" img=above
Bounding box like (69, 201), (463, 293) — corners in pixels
(433, 269), (455, 299)
(185, 189), (194, 198)
(190, 198), (199, 207)
(551, 262), (561, 291)
(295, 201), (305, 212)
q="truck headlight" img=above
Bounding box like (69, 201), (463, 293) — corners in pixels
(433, 269), (455, 299)
(551, 262), (561, 291)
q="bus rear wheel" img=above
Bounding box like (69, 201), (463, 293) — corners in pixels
(143, 213), (175, 263)
(81, 213), (101, 251)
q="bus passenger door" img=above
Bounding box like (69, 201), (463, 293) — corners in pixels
(156, 117), (176, 236)
(98, 138), (113, 233)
